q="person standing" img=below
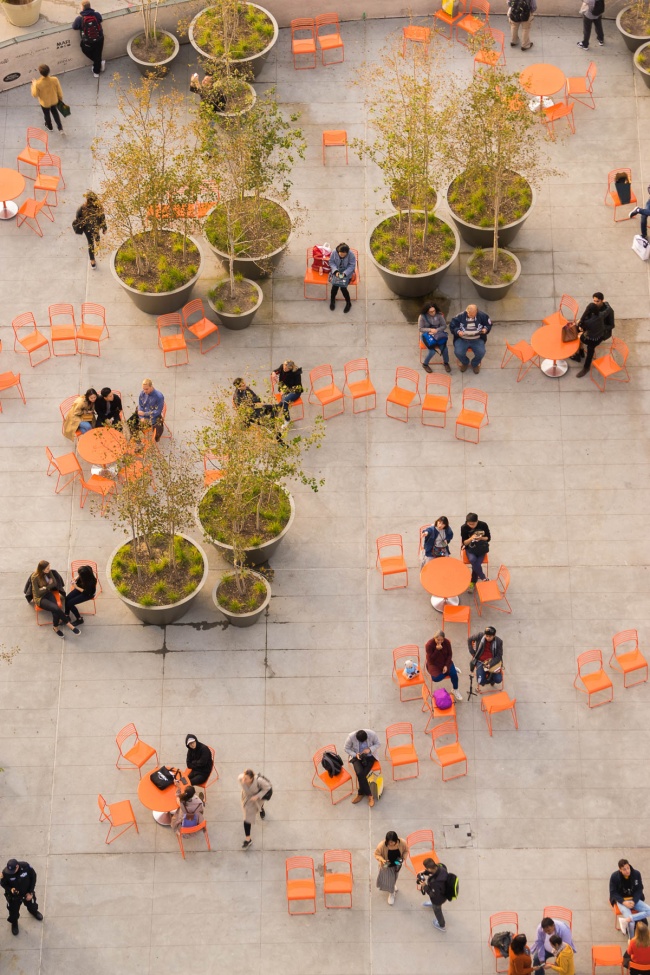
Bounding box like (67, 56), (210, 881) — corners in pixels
(65, 564), (97, 625)
(571, 293), (615, 378)
(425, 630), (463, 702)
(73, 192), (107, 269)
(31, 560), (80, 637)
(630, 187), (650, 241)
(344, 728), (381, 807)
(30, 64), (64, 133)
(460, 512), (491, 589)
(418, 302), (451, 374)
(73, 0), (105, 77)
(272, 360), (303, 421)
(1, 859), (43, 936)
(449, 304), (492, 374)
(130, 379), (164, 441)
(469, 626), (504, 688)
(329, 243), (356, 313)
(238, 769), (272, 848)
(184, 734), (214, 787)
(577, 0), (604, 49)
(609, 859), (650, 937)
(507, 0), (536, 50)
(417, 858), (449, 932)
(374, 831), (408, 906)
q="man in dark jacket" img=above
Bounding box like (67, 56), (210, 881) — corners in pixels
(272, 360), (303, 422)
(571, 292), (615, 377)
(73, 0), (105, 78)
(460, 513), (491, 588)
(232, 379), (280, 424)
(609, 859), (650, 937)
(449, 304), (492, 374)
(417, 858), (449, 931)
(185, 734), (214, 787)
(1, 859), (43, 936)
(95, 388), (123, 427)
(469, 627), (504, 687)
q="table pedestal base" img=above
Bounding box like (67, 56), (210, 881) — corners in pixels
(431, 595), (460, 612)
(153, 811), (172, 826)
(528, 95), (554, 112)
(540, 357), (568, 378)
(0, 200), (18, 220)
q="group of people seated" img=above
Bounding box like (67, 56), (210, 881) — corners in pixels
(63, 379), (165, 443)
(233, 360), (303, 426)
(169, 734), (214, 834)
(421, 512), (490, 589)
(25, 560), (97, 637)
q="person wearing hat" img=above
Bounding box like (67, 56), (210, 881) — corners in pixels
(184, 734), (214, 787)
(1, 859), (43, 935)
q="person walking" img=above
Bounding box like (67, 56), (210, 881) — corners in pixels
(184, 734), (214, 787)
(73, 192), (107, 269)
(238, 769), (272, 849)
(417, 858), (449, 932)
(460, 512), (491, 589)
(425, 630), (463, 701)
(30, 560), (79, 637)
(577, 0), (604, 49)
(375, 831), (408, 906)
(571, 293), (615, 378)
(449, 304), (492, 374)
(630, 187), (650, 241)
(418, 302), (451, 374)
(508, 0), (536, 49)
(1, 859), (43, 936)
(65, 564), (97, 625)
(272, 360), (303, 422)
(329, 243), (356, 313)
(344, 728), (381, 806)
(73, 0), (105, 77)
(30, 64), (64, 133)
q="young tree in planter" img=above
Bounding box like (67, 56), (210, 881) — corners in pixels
(131, 0), (173, 63)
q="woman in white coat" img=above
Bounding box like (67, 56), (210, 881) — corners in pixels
(238, 769), (272, 849)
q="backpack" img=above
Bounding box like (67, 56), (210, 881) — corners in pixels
(592, 0), (605, 14)
(72, 216), (84, 235)
(444, 872), (459, 901)
(150, 766), (175, 791)
(509, 0), (530, 21)
(24, 575), (33, 603)
(321, 751), (343, 778)
(81, 11), (102, 42)
(433, 687), (453, 710)
(490, 931), (513, 958)
(311, 243), (331, 274)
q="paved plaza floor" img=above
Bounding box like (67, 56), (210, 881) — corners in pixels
(1, 12), (650, 975)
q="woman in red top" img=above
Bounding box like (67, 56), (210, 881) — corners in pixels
(425, 630), (463, 702)
(629, 920), (650, 974)
(508, 934), (533, 975)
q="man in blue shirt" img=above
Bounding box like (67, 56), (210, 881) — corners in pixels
(130, 378), (165, 442)
(73, 0), (105, 78)
(531, 917), (576, 973)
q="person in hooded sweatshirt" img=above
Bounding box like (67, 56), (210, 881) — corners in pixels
(184, 734), (213, 786)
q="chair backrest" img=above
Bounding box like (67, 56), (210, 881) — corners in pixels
(386, 721), (414, 745)
(286, 856), (315, 879)
(469, 0), (490, 14)
(609, 337), (629, 366)
(608, 167), (631, 191)
(97, 794), (110, 819)
(461, 387), (488, 411)
(60, 395), (78, 420)
(406, 829), (434, 854)
(577, 649), (604, 674)
(586, 61), (597, 88)
(291, 17), (315, 35)
(489, 911), (519, 939)
(116, 722), (138, 752)
(496, 565), (510, 593)
(613, 629), (638, 654)
(393, 645), (420, 673)
(425, 373), (451, 397)
(313, 744), (338, 773)
(45, 445), (55, 465)
(323, 849), (352, 871)
(394, 366), (419, 392)
(12, 312), (37, 336)
(157, 312), (183, 332)
(543, 906), (573, 929)
(431, 719), (459, 745)
(71, 560), (99, 586)
(310, 364), (335, 390)
(27, 127), (48, 151)
(558, 294), (579, 322)
(181, 298), (205, 327)
(81, 302), (106, 326)
(418, 525), (431, 556)
(479, 25), (503, 49)
(37, 152), (62, 175)
(377, 533), (403, 558)
(315, 12), (340, 31)
(49, 303), (75, 326)
(344, 358), (370, 383)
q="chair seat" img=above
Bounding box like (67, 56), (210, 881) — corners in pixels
(422, 394), (450, 413)
(52, 451), (79, 474)
(387, 386), (416, 407)
(582, 670), (612, 694)
(20, 331), (48, 352)
(409, 851), (439, 874)
(51, 325), (75, 341)
(323, 874), (353, 894)
(617, 649), (647, 673)
(475, 579), (499, 601)
(318, 33), (343, 50)
(388, 744), (418, 767)
(542, 312), (569, 329)
(510, 340), (537, 363)
(287, 879), (317, 900)
(34, 175), (59, 190)
(481, 691), (514, 715)
(107, 799), (136, 827)
(18, 148), (44, 165)
(87, 475), (116, 495)
(161, 335), (187, 352)
(293, 38), (316, 53)
(77, 324), (104, 342)
(304, 268), (329, 287)
(348, 379), (375, 399)
(124, 740), (157, 767)
(317, 768), (351, 791)
(458, 14), (484, 32)
(592, 946), (623, 965)
(610, 189), (637, 207)
(204, 469), (224, 486)
(592, 354), (621, 378)
(432, 699), (457, 720)
(476, 50), (500, 65)
(434, 7), (463, 23)
(0, 372), (21, 392)
(188, 318), (218, 340)
(545, 103), (572, 122)
(397, 670), (425, 690)
(379, 555), (407, 576)
(436, 742), (466, 766)
(457, 408), (485, 429)
(314, 384), (342, 406)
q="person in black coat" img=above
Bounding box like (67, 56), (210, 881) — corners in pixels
(272, 360), (303, 421)
(610, 859), (650, 937)
(571, 292), (615, 377)
(95, 388), (123, 427)
(417, 858), (449, 931)
(65, 564), (97, 624)
(1, 859), (43, 936)
(185, 734), (214, 786)
(73, 191), (107, 269)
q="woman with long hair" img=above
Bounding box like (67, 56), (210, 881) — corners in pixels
(508, 934), (532, 975)
(374, 830), (408, 906)
(171, 784), (204, 835)
(30, 560), (79, 637)
(418, 301), (450, 373)
(64, 565), (97, 625)
(63, 388), (98, 441)
(628, 920), (650, 975)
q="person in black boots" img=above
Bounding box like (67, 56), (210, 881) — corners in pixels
(571, 292), (615, 378)
(184, 734), (214, 787)
(1, 859), (43, 936)
(329, 243), (356, 313)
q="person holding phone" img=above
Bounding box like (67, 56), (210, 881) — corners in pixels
(460, 513), (491, 589)
(375, 831), (408, 905)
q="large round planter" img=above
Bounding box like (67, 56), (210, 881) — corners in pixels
(212, 571), (271, 627)
(3, 0), (41, 26)
(616, 6), (650, 52)
(466, 249), (521, 302)
(205, 200), (291, 280)
(209, 82), (257, 119)
(189, 2), (279, 78)
(634, 42), (650, 88)
(367, 214), (460, 299)
(207, 279), (263, 330)
(447, 179), (536, 249)
(126, 30), (179, 76)
(111, 233), (202, 315)
(200, 489), (295, 566)
(106, 534), (209, 626)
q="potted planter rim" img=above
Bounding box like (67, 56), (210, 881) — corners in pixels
(466, 248), (521, 302)
(199, 488), (295, 566)
(207, 278), (263, 330)
(2, 0), (41, 27)
(616, 5), (650, 52)
(106, 534), (210, 626)
(204, 199), (291, 280)
(212, 81), (257, 119)
(367, 212), (460, 299)
(446, 177), (536, 249)
(212, 570), (271, 627)
(188, 1), (279, 78)
(110, 232), (203, 315)
(126, 29), (180, 76)
(634, 41), (650, 89)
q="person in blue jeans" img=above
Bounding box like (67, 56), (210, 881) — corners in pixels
(425, 631), (463, 701)
(421, 517), (453, 565)
(418, 303), (450, 374)
(272, 359), (302, 422)
(468, 627), (504, 688)
(630, 188), (650, 240)
(449, 304), (492, 374)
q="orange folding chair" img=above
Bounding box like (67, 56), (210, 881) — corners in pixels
(402, 24), (432, 56)
(376, 534), (408, 590)
(303, 246), (359, 300)
(566, 61), (597, 109)
(430, 720), (467, 781)
(308, 364), (345, 419)
(473, 27), (505, 71)
(323, 850), (353, 908)
(45, 446), (82, 494)
(157, 313), (188, 367)
(501, 340), (541, 382)
(574, 649), (613, 708)
(434, 0), (466, 41)
(474, 564), (511, 616)
(489, 912), (519, 973)
(543, 906), (573, 930)
(181, 298), (220, 355)
(343, 358), (376, 413)
(70, 560), (102, 615)
(461, 544), (489, 579)
(481, 691), (518, 735)
(421, 373), (452, 427)
(34, 153), (65, 207)
(76, 302), (109, 356)
(543, 97), (575, 141)
(592, 945), (624, 975)
(0, 372), (26, 413)
(203, 451), (225, 487)
(16, 197), (54, 236)
(48, 303), (77, 357)
(291, 17), (317, 69)
(322, 130), (348, 165)
(17, 127), (48, 179)
(421, 684), (457, 734)
(543, 294), (579, 329)
(455, 388), (489, 443)
(590, 337), (630, 392)
(443, 603), (471, 636)
(271, 373), (304, 421)
(12, 312), (51, 367)
(316, 13), (344, 65)
(115, 723), (158, 776)
(610, 629), (648, 688)
(312, 745), (353, 804)
(385, 722), (419, 780)
(79, 476), (116, 516)
(386, 367), (421, 422)
(405, 829), (439, 875)
(59, 395), (82, 439)
(177, 821), (211, 859)
(455, 0), (490, 45)
(286, 857), (317, 914)
(392, 645), (426, 702)
(605, 169), (638, 222)
(98, 795), (138, 845)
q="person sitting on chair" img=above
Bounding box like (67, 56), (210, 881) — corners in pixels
(64, 564), (97, 625)
(530, 917), (576, 974)
(460, 512), (491, 590)
(610, 859), (650, 938)
(184, 734), (214, 787)
(272, 360), (303, 422)
(344, 728), (380, 807)
(63, 389), (98, 441)
(329, 243), (356, 314)
(468, 626), (503, 688)
(421, 517), (453, 565)
(95, 388), (123, 427)
(129, 379), (164, 442)
(171, 784), (204, 835)
(425, 630), (463, 702)
(418, 302), (451, 374)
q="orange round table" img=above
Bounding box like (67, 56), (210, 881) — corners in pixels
(420, 557), (471, 612)
(519, 63), (566, 112)
(137, 767), (181, 826)
(0, 168), (25, 220)
(77, 428), (127, 466)
(531, 323), (580, 378)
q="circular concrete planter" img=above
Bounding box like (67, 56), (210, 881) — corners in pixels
(111, 233), (202, 315)
(127, 30), (179, 76)
(367, 213), (460, 299)
(447, 177), (535, 249)
(466, 249), (521, 302)
(204, 200), (291, 280)
(189, 2), (279, 78)
(213, 570), (271, 627)
(616, 6), (650, 52)
(634, 41), (650, 88)
(200, 489), (295, 566)
(3, 0), (41, 27)
(207, 279), (263, 330)
(211, 81), (257, 119)
(106, 534), (209, 626)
